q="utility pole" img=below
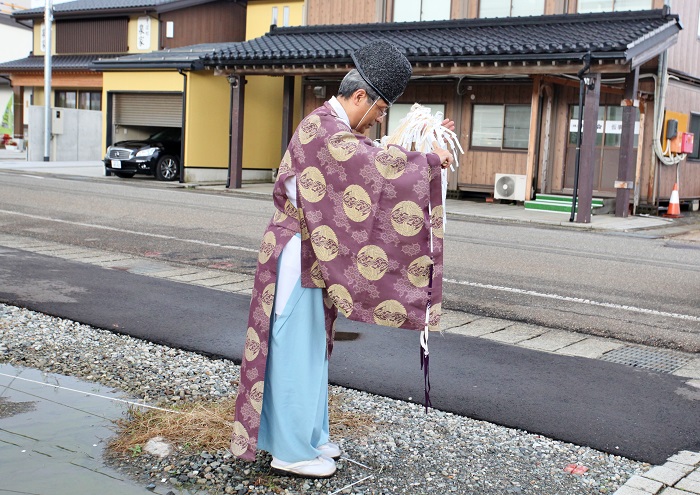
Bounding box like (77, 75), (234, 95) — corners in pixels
(43, 0), (52, 161)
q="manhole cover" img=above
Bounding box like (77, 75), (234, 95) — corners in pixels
(601, 346), (693, 373)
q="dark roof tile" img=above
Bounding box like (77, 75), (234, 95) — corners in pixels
(0, 54), (117, 70)
(93, 9), (681, 73)
(13, 0), (213, 18)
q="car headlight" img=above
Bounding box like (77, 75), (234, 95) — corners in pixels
(135, 147), (158, 157)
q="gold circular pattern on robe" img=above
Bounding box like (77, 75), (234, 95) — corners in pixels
(429, 302), (442, 332)
(279, 150), (293, 175)
(373, 299), (408, 328)
(298, 167), (327, 203)
(310, 225), (339, 262)
(299, 115), (321, 145)
(258, 232), (276, 265)
(391, 201), (424, 237)
(310, 261), (326, 288)
(249, 381), (264, 414)
(229, 421), (250, 457)
(431, 205), (444, 239)
(244, 327), (261, 362)
(261, 283), (276, 317)
(356, 245), (389, 281)
(375, 146), (407, 180)
(342, 185), (372, 222)
(407, 255), (432, 288)
(328, 284), (354, 317)
(327, 131), (359, 162)
(272, 209), (287, 225)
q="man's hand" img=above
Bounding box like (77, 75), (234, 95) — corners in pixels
(441, 118), (456, 133)
(435, 148), (454, 169)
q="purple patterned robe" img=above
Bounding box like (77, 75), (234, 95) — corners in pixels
(230, 101), (445, 461)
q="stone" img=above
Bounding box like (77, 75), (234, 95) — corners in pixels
(144, 436), (173, 458)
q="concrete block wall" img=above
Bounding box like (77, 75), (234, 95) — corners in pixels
(28, 106), (102, 161)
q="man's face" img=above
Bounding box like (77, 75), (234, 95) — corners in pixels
(354, 95), (389, 134)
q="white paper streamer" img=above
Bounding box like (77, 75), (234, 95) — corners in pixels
(382, 103), (464, 229)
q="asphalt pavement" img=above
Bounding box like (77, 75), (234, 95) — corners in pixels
(1, 244), (698, 466)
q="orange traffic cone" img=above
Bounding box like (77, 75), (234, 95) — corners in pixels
(664, 183), (682, 218)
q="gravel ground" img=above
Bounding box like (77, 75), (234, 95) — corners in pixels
(0, 303), (648, 494)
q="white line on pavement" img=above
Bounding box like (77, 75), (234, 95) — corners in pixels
(0, 209), (258, 253)
(444, 278), (700, 323)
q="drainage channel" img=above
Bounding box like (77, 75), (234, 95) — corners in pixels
(601, 345), (694, 374)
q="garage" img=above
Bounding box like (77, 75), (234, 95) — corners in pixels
(109, 92), (183, 140)
(105, 92), (184, 181)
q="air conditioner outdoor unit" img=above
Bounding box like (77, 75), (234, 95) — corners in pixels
(494, 173), (527, 201)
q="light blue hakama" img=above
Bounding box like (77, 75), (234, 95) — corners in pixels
(257, 274), (330, 463)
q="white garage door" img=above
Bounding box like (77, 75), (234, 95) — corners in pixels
(113, 93), (183, 127)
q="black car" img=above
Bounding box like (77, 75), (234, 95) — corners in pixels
(104, 128), (181, 181)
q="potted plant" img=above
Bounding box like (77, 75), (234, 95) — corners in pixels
(5, 139), (18, 151)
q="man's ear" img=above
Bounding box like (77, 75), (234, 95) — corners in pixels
(352, 89), (367, 106)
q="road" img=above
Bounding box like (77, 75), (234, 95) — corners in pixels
(0, 170), (698, 351)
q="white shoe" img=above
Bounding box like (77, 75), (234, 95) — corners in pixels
(317, 441), (341, 459)
(270, 455), (336, 478)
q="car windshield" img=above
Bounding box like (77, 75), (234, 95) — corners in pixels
(148, 128), (180, 142)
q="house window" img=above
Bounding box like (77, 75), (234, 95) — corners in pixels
(386, 103), (446, 136)
(394, 0), (451, 22)
(471, 104), (531, 150)
(56, 91), (102, 111)
(578, 0), (652, 13)
(688, 113), (700, 160)
(479, 0), (545, 18)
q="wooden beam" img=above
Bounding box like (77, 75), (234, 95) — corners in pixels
(615, 67), (639, 218)
(227, 62), (629, 78)
(541, 75), (625, 95)
(227, 75), (245, 190)
(576, 73), (601, 224)
(9, 71), (103, 88)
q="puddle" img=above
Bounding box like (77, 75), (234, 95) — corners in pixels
(0, 363), (195, 494)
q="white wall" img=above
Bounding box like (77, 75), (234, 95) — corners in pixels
(0, 19), (32, 62)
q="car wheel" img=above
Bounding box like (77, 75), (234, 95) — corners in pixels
(156, 155), (179, 181)
(114, 171), (136, 178)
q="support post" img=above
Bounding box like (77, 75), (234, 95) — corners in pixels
(13, 85), (24, 140)
(576, 73), (601, 224)
(281, 76), (295, 157)
(615, 68), (639, 217)
(43, 0), (53, 161)
(227, 74), (245, 189)
(524, 76), (542, 201)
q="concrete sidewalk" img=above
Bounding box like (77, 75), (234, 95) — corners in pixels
(1, 157), (697, 234)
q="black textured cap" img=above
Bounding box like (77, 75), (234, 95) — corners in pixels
(351, 40), (412, 105)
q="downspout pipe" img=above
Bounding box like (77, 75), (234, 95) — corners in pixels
(177, 69), (187, 183)
(570, 51), (591, 222)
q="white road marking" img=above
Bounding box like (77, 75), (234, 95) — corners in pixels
(444, 278), (700, 323)
(0, 209), (258, 253)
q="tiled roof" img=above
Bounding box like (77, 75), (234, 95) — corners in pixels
(13, 0), (213, 19)
(204, 9), (680, 73)
(92, 45), (214, 70)
(0, 54), (118, 71)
